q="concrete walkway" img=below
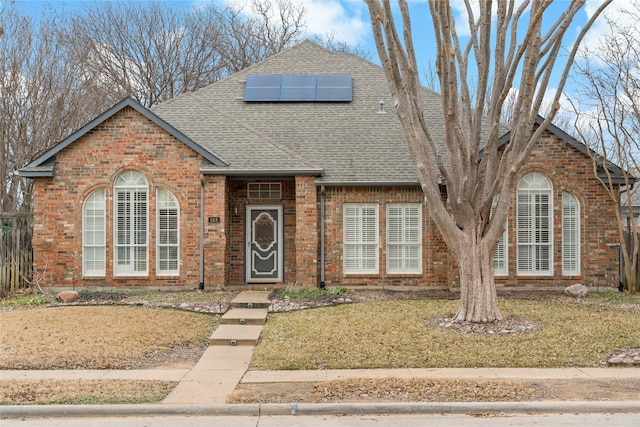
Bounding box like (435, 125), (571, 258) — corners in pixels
(163, 290), (271, 404)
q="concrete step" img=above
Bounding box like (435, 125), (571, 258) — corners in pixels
(221, 308), (268, 325)
(209, 324), (264, 346)
(230, 290), (271, 309)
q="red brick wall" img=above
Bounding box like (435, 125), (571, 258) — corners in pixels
(493, 132), (620, 289)
(295, 176), (318, 286)
(203, 175), (227, 288)
(320, 132), (620, 290)
(321, 185), (449, 288)
(32, 112), (620, 290)
(32, 107), (206, 288)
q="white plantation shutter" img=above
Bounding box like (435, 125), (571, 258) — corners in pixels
(491, 201), (508, 276)
(157, 188), (180, 275)
(344, 203), (378, 274)
(562, 192), (580, 275)
(387, 203), (422, 274)
(83, 189), (106, 276)
(517, 173), (553, 275)
(114, 171), (148, 275)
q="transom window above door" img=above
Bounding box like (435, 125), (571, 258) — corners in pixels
(248, 182), (281, 199)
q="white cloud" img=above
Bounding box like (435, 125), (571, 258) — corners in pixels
(583, 0), (637, 47)
(301, 0), (369, 46)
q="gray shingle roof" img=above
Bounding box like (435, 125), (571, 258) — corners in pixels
(153, 40), (450, 184)
(18, 97), (226, 177)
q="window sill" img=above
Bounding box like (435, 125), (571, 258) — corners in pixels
(385, 273), (423, 277)
(515, 274), (554, 279)
(113, 275), (149, 279)
(343, 273), (380, 277)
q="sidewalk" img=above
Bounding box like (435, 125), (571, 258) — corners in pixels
(2, 358), (640, 418)
(242, 366), (640, 382)
(3, 364), (639, 384)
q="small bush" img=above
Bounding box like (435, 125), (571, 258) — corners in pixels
(278, 286), (349, 300)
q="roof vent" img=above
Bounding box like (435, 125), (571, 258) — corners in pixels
(377, 100), (386, 114)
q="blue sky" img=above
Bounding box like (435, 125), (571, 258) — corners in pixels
(7, 0), (629, 112)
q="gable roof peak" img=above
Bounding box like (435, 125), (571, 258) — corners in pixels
(18, 97), (226, 177)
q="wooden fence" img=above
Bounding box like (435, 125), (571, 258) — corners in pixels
(0, 213), (33, 294)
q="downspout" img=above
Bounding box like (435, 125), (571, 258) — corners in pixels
(320, 185), (326, 289)
(199, 173), (205, 290)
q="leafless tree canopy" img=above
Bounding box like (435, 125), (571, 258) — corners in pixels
(1, 0), (368, 213)
(364, 0), (612, 321)
(569, 3), (640, 293)
(0, 6), (106, 212)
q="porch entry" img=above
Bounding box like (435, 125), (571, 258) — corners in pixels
(245, 205), (284, 283)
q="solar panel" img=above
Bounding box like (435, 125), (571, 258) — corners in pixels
(280, 75), (317, 101)
(316, 74), (352, 101)
(244, 74), (352, 102)
(243, 75), (282, 101)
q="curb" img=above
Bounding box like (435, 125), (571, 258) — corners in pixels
(2, 401), (640, 419)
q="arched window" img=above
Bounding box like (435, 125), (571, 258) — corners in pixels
(157, 188), (179, 276)
(114, 171), (148, 275)
(82, 189), (105, 276)
(517, 173), (553, 275)
(562, 191), (580, 275)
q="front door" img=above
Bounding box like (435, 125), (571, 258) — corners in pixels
(246, 205), (284, 283)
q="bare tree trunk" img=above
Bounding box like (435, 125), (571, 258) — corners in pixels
(455, 230), (503, 322)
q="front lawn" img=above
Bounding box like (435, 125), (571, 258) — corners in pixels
(0, 306), (218, 369)
(252, 297), (640, 369)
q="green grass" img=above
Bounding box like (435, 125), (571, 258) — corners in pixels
(585, 291), (640, 305)
(0, 294), (45, 308)
(252, 298), (640, 369)
(277, 286), (348, 300)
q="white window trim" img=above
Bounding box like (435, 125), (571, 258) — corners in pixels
(343, 203), (379, 275)
(386, 203), (422, 274)
(491, 200), (508, 276)
(82, 189), (106, 277)
(494, 226), (508, 276)
(157, 188), (180, 276)
(562, 191), (580, 276)
(114, 171), (148, 276)
(516, 173), (554, 276)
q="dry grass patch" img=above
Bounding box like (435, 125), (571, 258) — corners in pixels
(252, 299), (640, 369)
(230, 378), (541, 403)
(229, 378), (640, 403)
(0, 306), (217, 369)
(0, 379), (175, 405)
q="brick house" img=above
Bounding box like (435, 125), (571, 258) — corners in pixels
(19, 41), (626, 290)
